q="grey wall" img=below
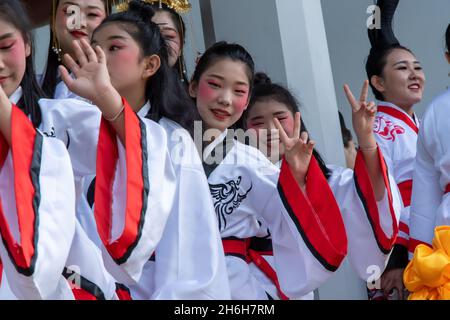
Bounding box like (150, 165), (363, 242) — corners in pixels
(322, 0), (450, 134)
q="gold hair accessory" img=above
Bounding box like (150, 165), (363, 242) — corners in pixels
(113, 0), (191, 14)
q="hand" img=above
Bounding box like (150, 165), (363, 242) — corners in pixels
(0, 84), (13, 144)
(381, 268), (407, 300)
(274, 112), (315, 188)
(59, 38), (121, 118)
(343, 80), (377, 149)
(0, 83), (11, 113)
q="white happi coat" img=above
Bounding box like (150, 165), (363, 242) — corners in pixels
(0, 88), (75, 299)
(38, 97), (229, 299)
(410, 88), (450, 255)
(202, 129), (401, 300)
(374, 101), (419, 253)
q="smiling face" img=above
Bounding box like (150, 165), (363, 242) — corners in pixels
(152, 10), (182, 67)
(0, 19), (30, 97)
(189, 58), (251, 132)
(54, 0), (107, 57)
(246, 98), (295, 160)
(371, 48), (425, 109)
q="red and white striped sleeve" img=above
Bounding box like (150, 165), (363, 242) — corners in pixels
(0, 104), (75, 299)
(254, 155), (348, 298)
(94, 99), (177, 285)
(328, 148), (402, 282)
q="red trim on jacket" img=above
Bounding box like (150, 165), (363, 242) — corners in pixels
(353, 147), (398, 253)
(278, 157), (347, 271)
(398, 179), (413, 207)
(377, 105), (418, 134)
(95, 98), (148, 264)
(0, 105), (39, 273)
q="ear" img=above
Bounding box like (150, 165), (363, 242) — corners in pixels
(445, 51), (450, 65)
(142, 54), (161, 79)
(25, 42), (31, 58)
(188, 80), (198, 99)
(370, 75), (385, 94)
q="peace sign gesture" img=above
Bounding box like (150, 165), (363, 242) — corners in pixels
(273, 112), (315, 188)
(344, 80), (377, 149)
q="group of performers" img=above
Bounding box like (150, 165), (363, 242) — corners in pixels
(0, 0), (448, 300)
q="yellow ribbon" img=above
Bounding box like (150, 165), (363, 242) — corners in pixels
(404, 226), (450, 300)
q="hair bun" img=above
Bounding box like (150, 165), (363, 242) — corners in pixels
(254, 72), (272, 86)
(127, 0), (155, 21)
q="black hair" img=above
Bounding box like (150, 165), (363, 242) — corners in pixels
(0, 0), (45, 128)
(446, 23), (450, 52)
(41, 0), (111, 98)
(94, 0), (198, 133)
(242, 72), (332, 180)
(150, 3), (189, 83)
(366, 0), (413, 101)
(191, 41), (255, 92)
(338, 111), (353, 148)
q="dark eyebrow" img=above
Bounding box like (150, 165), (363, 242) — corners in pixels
(249, 115), (264, 121)
(207, 74), (249, 87)
(0, 33), (14, 41)
(393, 60), (421, 66)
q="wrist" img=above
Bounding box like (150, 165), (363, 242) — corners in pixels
(93, 86), (123, 119)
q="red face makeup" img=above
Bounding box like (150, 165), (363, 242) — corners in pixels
(0, 20), (30, 97)
(191, 58), (251, 132)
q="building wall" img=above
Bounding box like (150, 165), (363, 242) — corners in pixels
(322, 0), (450, 133)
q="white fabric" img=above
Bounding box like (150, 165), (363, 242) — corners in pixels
(204, 133), (338, 299)
(327, 164), (401, 281)
(374, 101), (419, 243)
(410, 88), (450, 252)
(0, 132), (76, 299)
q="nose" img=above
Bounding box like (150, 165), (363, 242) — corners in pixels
(78, 12), (87, 29)
(218, 90), (232, 107)
(0, 56), (5, 70)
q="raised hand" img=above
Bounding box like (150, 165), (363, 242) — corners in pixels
(344, 80), (377, 149)
(60, 38), (122, 119)
(273, 112), (315, 188)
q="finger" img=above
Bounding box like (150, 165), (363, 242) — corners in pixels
(343, 84), (359, 111)
(62, 53), (80, 76)
(293, 112), (301, 140)
(300, 131), (309, 144)
(59, 65), (73, 88)
(367, 101), (377, 113)
(95, 45), (106, 64)
(80, 38), (98, 63)
(72, 40), (88, 67)
(359, 79), (369, 103)
(306, 139), (315, 154)
(273, 118), (290, 147)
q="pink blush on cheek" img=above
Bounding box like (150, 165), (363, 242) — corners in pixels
(233, 94), (248, 112)
(197, 80), (217, 101)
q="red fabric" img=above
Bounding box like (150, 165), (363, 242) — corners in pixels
(445, 184), (450, 195)
(408, 238), (432, 254)
(0, 258), (3, 285)
(398, 180), (413, 207)
(116, 287), (132, 300)
(278, 157), (347, 269)
(247, 249), (289, 300)
(222, 239), (288, 300)
(0, 105), (38, 270)
(399, 222), (409, 235)
(95, 98), (145, 261)
(71, 287), (98, 300)
(377, 105), (419, 134)
(354, 147), (398, 253)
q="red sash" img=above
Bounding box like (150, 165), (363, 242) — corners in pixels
(222, 238), (289, 300)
